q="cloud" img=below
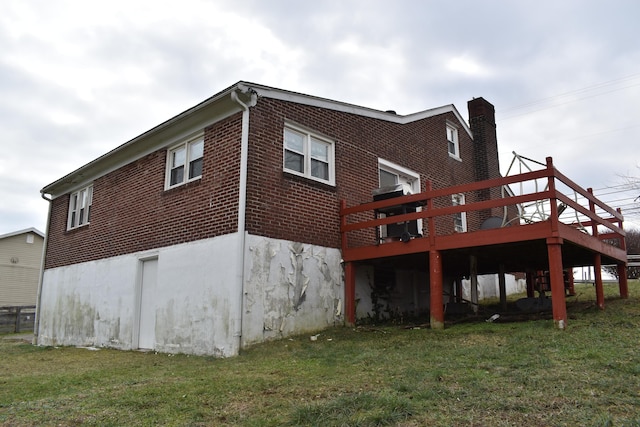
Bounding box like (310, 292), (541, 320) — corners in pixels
(1, 0), (639, 234)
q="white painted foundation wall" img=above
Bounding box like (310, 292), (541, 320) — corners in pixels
(462, 274), (526, 301)
(241, 235), (344, 347)
(37, 233), (344, 357)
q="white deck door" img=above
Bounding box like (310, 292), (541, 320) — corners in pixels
(138, 258), (158, 349)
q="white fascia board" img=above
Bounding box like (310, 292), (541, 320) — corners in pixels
(241, 82), (473, 138)
(0, 227), (45, 240)
(41, 83), (249, 198)
(42, 80), (474, 198)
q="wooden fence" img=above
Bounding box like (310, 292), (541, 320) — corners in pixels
(0, 305), (36, 334)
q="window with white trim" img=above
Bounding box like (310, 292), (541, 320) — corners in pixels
(68, 185), (93, 230)
(447, 123), (460, 159)
(452, 193), (467, 232)
(377, 159), (422, 239)
(166, 136), (204, 189)
(283, 125), (335, 185)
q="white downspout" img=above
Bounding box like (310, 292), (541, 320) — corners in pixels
(230, 87), (257, 352)
(33, 192), (52, 345)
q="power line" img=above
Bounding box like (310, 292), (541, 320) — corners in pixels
(499, 72), (640, 114)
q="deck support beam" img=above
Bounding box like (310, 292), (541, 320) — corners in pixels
(498, 264), (507, 311)
(547, 239), (567, 329)
(429, 250), (444, 329)
(594, 254), (604, 309)
(345, 261), (356, 326)
(470, 255), (479, 314)
(526, 270), (535, 298)
(618, 263), (629, 299)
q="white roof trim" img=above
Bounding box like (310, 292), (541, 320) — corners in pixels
(42, 81), (475, 196)
(0, 228), (45, 240)
(240, 82), (473, 138)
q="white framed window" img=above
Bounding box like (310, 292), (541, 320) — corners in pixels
(452, 193), (467, 232)
(377, 159), (421, 240)
(378, 159), (420, 193)
(283, 125), (335, 185)
(446, 123), (460, 159)
(68, 184), (93, 230)
(166, 135), (204, 189)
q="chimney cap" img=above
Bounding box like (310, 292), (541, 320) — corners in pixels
(468, 97), (495, 125)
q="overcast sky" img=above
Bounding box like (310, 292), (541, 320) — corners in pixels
(1, 0), (639, 236)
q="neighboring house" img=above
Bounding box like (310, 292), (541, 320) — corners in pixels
(37, 82), (509, 357)
(0, 228), (44, 306)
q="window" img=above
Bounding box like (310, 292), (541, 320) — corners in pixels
(68, 185), (93, 230)
(377, 159), (421, 240)
(452, 193), (467, 232)
(166, 136), (204, 188)
(26, 234), (34, 244)
(378, 159), (420, 193)
(284, 125), (335, 185)
(446, 123), (460, 159)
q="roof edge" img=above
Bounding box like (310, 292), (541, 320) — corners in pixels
(41, 81), (247, 195)
(0, 227), (45, 240)
(41, 81), (476, 196)
(240, 81), (473, 137)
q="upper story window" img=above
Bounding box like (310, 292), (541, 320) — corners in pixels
(283, 125), (335, 185)
(166, 135), (204, 189)
(452, 193), (467, 232)
(446, 123), (460, 160)
(68, 184), (93, 230)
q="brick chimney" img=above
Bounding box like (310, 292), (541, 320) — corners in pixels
(468, 97), (502, 221)
(467, 97), (499, 183)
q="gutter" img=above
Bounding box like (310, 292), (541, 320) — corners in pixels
(33, 192), (52, 345)
(230, 86), (257, 352)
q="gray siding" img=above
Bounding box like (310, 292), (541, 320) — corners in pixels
(0, 232), (44, 305)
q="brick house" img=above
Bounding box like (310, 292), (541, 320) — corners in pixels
(37, 82), (508, 356)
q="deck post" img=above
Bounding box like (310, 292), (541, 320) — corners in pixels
(455, 277), (463, 303)
(594, 254), (604, 309)
(616, 208), (629, 298)
(526, 270), (535, 298)
(470, 255), (479, 314)
(429, 249), (444, 329)
(547, 239), (567, 329)
(498, 264), (507, 310)
(618, 263), (629, 299)
(566, 269), (575, 296)
(345, 261), (356, 325)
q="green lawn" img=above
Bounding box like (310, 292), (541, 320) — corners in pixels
(1, 281), (639, 426)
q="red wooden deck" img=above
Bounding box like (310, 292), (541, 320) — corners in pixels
(340, 157), (628, 329)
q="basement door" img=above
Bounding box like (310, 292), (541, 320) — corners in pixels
(138, 258), (158, 350)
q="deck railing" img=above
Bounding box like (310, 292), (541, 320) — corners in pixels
(340, 157), (625, 257)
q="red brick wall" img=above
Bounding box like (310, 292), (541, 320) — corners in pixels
(45, 114), (243, 269)
(45, 97), (506, 269)
(244, 98), (493, 248)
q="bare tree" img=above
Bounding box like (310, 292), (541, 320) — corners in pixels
(605, 228), (640, 279)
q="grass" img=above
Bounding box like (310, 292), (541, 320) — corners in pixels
(1, 281), (640, 426)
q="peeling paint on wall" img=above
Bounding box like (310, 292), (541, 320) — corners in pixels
(288, 242), (309, 310)
(242, 235), (343, 347)
(38, 232), (343, 357)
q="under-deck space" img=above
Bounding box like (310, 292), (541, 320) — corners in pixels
(340, 157), (629, 329)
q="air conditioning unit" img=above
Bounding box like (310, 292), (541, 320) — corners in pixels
(372, 184), (419, 242)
